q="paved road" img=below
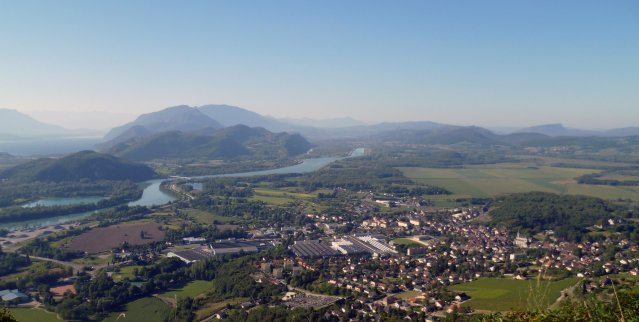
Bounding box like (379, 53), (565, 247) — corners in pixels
(21, 254), (107, 275)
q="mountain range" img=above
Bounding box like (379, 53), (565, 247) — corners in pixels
(2, 105), (639, 150)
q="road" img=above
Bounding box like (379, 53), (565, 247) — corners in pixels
(22, 254), (107, 276)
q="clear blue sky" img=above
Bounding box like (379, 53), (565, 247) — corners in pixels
(1, 1), (637, 129)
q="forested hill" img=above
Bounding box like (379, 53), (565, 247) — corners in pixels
(0, 150), (156, 182)
(490, 192), (630, 241)
(104, 124), (313, 161)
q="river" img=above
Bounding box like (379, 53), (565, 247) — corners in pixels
(2, 148), (365, 230)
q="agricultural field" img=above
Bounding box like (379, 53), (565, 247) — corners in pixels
(67, 222), (165, 253)
(449, 277), (580, 312)
(400, 163), (639, 200)
(103, 297), (171, 322)
(157, 280), (216, 300)
(9, 307), (62, 322)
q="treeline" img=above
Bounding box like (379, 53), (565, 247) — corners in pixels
(577, 172), (639, 186)
(95, 206), (151, 226)
(20, 238), (84, 261)
(174, 158), (299, 177)
(491, 192), (632, 242)
(0, 250), (30, 275)
(0, 180), (140, 207)
(164, 223), (247, 243)
(0, 184), (143, 223)
(189, 196), (309, 226)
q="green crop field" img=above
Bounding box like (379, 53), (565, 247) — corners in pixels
(9, 308), (62, 322)
(103, 297), (171, 322)
(449, 277), (580, 312)
(400, 163), (639, 200)
(158, 280), (216, 299)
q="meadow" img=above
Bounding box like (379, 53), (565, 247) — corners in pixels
(449, 277), (580, 311)
(103, 297), (171, 322)
(9, 308), (62, 322)
(400, 163), (639, 200)
(157, 280), (216, 300)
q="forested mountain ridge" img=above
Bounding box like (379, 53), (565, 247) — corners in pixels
(104, 125), (313, 161)
(0, 150), (156, 182)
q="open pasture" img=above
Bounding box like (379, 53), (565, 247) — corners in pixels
(400, 163), (639, 200)
(449, 278), (580, 311)
(9, 308), (62, 322)
(157, 280), (216, 300)
(103, 297), (171, 322)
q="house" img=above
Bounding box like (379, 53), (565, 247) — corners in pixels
(0, 289), (29, 303)
(49, 284), (77, 300)
(454, 293), (470, 302)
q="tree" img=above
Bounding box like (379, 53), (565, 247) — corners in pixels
(0, 308), (18, 322)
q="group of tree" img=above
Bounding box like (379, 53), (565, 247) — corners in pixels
(490, 192), (633, 242)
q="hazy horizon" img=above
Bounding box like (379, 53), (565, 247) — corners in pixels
(1, 1), (637, 130)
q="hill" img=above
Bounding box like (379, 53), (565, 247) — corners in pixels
(103, 106), (222, 143)
(517, 123), (639, 137)
(490, 192), (627, 241)
(517, 124), (600, 137)
(0, 109), (71, 138)
(0, 151), (156, 182)
(372, 126), (549, 146)
(104, 125), (313, 161)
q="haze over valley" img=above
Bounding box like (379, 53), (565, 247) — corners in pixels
(1, 1), (638, 322)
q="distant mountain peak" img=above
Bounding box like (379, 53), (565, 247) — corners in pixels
(103, 105), (222, 143)
(0, 108), (71, 138)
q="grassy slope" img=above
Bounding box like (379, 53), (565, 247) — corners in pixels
(449, 277), (580, 311)
(157, 280), (216, 299)
(103, 297), (171, 322)
(9, 308), (62, 322)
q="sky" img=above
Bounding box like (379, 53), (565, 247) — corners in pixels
(0, 1), (637, 130)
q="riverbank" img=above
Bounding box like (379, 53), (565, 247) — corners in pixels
(0, 148), (365, 230)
